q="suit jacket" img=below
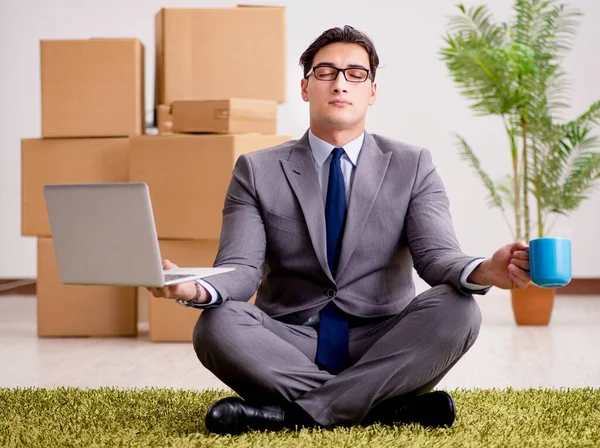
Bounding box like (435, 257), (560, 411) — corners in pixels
(205, 130), (485, 325)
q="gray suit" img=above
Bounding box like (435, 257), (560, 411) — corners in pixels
(193, 130), (484, 427)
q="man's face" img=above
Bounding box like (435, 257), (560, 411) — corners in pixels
(301, 42), (377, 132)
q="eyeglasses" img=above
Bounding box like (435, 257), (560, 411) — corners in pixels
(306, 65), (372, 83)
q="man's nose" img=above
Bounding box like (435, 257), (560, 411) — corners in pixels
(331, 72), (349, 93)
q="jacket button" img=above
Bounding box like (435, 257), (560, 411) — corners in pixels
(327, 289), (337, 299)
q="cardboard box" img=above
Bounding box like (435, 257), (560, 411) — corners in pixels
(41, 38), (144, 137)
(129, 134), (291, 239)
(145, 239), (217, 342)
(37, 238), (137, 337)
(155, 6), (285, 106)
(171, 99), (277, 134)
(21, 138), (129, 237)
(156, 105), (173, 135)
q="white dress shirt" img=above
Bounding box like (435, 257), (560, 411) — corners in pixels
(196, 129), (488, 306)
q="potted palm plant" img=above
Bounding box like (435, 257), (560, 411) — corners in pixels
(439, 0), (600, 325)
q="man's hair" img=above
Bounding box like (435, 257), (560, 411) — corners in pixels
(299, 25), (380, 81)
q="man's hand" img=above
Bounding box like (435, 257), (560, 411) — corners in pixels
(146, 259), (210, 303)
(467, 241), (531, 290)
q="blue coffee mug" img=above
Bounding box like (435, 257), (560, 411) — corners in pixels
(526, 237), (572, 288)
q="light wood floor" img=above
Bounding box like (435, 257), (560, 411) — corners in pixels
(1, 291), (599, 391)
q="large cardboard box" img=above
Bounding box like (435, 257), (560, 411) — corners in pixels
(41, 39), (144, 137)
(37, 238), (137, 337)
(129, 133), (291, 239)
(171, 99), (277, 134)
(145, 239), (217, 342)
(21, 138), (129, 237)
(155, 6), (285, 107)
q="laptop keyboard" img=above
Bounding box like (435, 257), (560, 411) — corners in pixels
(164, 274), (195, 281)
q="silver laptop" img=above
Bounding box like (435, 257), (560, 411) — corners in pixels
(43, 183), (233, 287)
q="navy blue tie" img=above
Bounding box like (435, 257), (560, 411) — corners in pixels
(316, 147), (350, 374)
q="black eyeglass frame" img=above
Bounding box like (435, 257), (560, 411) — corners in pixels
(305, 64), (373, 83)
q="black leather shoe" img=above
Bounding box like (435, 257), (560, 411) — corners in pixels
(205, 397), (286, 435)
(363, 391), (456, 428)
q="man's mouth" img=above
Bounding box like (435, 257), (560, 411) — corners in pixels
(329, 100), (351, 106)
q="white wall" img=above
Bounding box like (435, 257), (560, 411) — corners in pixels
(1, 0), (599, 280)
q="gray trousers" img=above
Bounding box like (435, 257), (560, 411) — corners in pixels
(192, 284), (482, 427)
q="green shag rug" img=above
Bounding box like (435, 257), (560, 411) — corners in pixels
(1, 388), (599, 447)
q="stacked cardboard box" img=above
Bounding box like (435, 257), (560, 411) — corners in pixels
(37, 238), (137, 337)
(22, 38), (144, 337)
(134, 5), (290, 342)
(154, 6), (286, 107)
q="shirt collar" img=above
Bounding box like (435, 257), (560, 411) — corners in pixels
(308, 129), (364, 167)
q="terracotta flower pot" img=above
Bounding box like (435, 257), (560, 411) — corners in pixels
(511, 283), (556, 325)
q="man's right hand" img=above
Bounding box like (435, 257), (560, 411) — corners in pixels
(146, 259), (210, 304)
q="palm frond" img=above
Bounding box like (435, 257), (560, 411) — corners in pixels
(543, 69), (572, 118)
(539, 120), (600, 213)
(440, 4), (523, 116)
(455, 134), (506, 211)
(511, 0), (580, 123)
(513, 0), (582, 60)
(565, 100), (600, 128)
(496, 174), (520, 209)
(558, 146), (600, 210)
(447, 4), (506, 45)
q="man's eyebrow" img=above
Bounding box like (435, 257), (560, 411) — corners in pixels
(346, 64), (369, 70)
(313, 62), (369, 70)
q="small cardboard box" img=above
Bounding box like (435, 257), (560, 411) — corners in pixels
(129, 133), (291, 239)
(156, 105), (173, 135)
(155, 6), (285, 106)
(41, 38), (144, 138)
(21, 138), (130, 237)
(37, 238), (137, 337)
(171, 99), (277, 134)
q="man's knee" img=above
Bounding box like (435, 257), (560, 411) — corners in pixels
(192, 300), (254, 363)
(443, 282), (480, 313)
(427, 284), (482, 346)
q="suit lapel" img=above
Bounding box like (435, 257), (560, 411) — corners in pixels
(280, 132), (334, 282)
(336, 132), (392, 279)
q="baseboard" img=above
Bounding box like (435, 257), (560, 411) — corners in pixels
(556, 278), (600, 295)
(1, 278), (599, 297)
(0, 279), (37, 295)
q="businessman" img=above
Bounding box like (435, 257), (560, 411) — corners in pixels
(149, 25), (531, 435)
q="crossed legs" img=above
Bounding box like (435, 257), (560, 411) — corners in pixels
(193, 284), (482, 428)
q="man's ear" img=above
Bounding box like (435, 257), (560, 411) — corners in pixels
(369, 81), (377, 106)
(301, 78), (309, 102)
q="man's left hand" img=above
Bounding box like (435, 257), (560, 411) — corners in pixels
(468, 241), (531, 290)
